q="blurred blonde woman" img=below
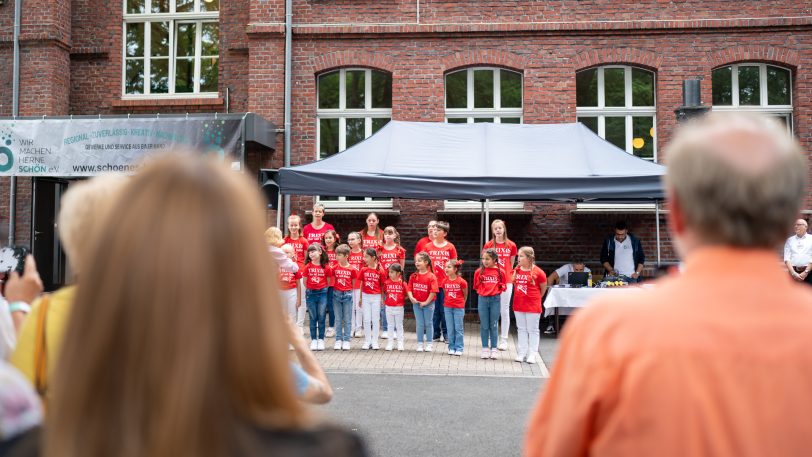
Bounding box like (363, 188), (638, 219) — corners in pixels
(265, 226), (298, 273)
(9, 155), (366, 457)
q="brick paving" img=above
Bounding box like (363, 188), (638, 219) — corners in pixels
(305, 319), (549, 378)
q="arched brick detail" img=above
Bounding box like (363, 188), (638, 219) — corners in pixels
(441, 49), (528, 73)
(707, 45), (800, 70)
(311, 50), (396, 75)
(572, 48), (662, 71)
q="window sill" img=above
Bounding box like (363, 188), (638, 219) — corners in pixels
(572, 203), (665, 214)
(437, 208), (533, 215)
(307, 208), (401, 216)
(112, 97), (224, 108)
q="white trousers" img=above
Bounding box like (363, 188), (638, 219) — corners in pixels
(279, 288), (298, 320)
(515, 311), (540, 357)
(386, 306), (405, 342)
(361, 293), (382, 345)
(500, 283), (514, 340)
(296, 278), (307, 327)
(352, 288), (363, 332)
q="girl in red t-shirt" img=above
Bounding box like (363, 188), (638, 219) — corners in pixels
(442, 259), (468, 356)
(482, 219), (518, 351)
(302, 203), (335, 246)
(383, 264), (407, 351)
(278, 244), (302, 321)
(474, 248), (507, 359)
(511, 246), (547, 364)
(322, 229), (340, 338)
(360, 212), (383, 250)
(347, 231), (365, 337)
(359, 248), (385, 350)
(378, 226), (405, 336)
(285, 214), (311, 333)
(302, 244), (331, 351)
(407, 252), (439, 352)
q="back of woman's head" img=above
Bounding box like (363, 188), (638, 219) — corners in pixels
(46, 154), (306, 457)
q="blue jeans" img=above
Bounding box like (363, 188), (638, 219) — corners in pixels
(326, 286), (335, 327)
(478, 294), (500, 349)
(413, 301), (435, 343)
(306, 288), (328, 340)
(444, 307), (465, 352)
(333, 289), (353, 342)
(432, 288), (447, 339)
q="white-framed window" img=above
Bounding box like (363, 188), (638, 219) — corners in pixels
(123, 0), (219, 97)
(317, 68), (393, 208)
(711, 63), (793, 133)
(444, 67), (524, 210)
(576, 65), (657, 162)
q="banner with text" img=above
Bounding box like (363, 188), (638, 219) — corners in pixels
(0, 118), (243, 176)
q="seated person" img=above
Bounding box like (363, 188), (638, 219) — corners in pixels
(548, 261), (591, 286)
(600, 221), (645, 282)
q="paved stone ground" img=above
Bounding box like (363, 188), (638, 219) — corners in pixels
(305, 318), (551, 378)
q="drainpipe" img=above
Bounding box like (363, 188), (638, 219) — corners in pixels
(282, 0), (293, 225)
(9, 0), (22, 246)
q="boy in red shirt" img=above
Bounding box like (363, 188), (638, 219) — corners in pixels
(474, 248), (507, 359)
(383, 264), (407, 351)
(331, 244), (358, 350)
(424, 221), (457, 343)
(442, 259), (468, 356)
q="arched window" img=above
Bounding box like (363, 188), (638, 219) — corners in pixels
(712, 63), (792, 131)
(316, 68), (392, 207)
(576, 65), (656, 162)
(445, 67), (523, 123)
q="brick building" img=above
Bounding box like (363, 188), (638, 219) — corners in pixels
(0, 0), (810, 289)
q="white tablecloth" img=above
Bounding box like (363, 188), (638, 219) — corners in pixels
(543, 287), (633, 317)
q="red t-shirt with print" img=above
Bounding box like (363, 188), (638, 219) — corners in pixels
(284, 236), (310, 264)
(377, 245), (406, 272)
(302, 262), (331, 290)
(512, 265), (547, 313)
(302, 222), (335, 246)
(442, 276), (468, 309)
(348, 250), (365, 289)
(482, 239), (518, 283)
(414, 236), (432, 257)
(360, 265), (385, 295)
(383, 279), (407, 307)
(424, 241), (458, 286)
(279, 263), (303, 291)
(361, 232), (382, 250)
(473, 266), (506, 297)
(331, 263), (358, 292)
(408, 271), (439, 303)
(325, 249), (337, 286)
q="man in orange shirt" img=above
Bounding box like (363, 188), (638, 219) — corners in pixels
(525, 112), (812, 457)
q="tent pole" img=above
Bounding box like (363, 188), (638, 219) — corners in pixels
(655, 200), (661, 267)
(276, 193), (283, 228)
(485, 199), (491, 244)
(480, 200), (485, 248)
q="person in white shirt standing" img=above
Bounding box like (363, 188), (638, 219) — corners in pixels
(600, 221), (646, 282)
(784, 218), (812, 285)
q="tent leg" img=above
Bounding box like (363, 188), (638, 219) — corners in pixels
(480, 200), (485, 248)
(485, 199), (491, 244)
(277, 193), (283, 228)
(655, 200), (661, 267)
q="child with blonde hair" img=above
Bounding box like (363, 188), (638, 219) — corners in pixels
(511, 246), (546, 364)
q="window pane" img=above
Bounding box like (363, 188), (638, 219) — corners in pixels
(605, 116), (626, 150)
(151, 0), (169, 13)
(500, 117), (521, 124)
(767, 66), (791, 105)
(473, 118), (493, 123)
(345, 70), (365, 109)
(632, 116), (654, 160)
(126, 23), (144, 57)
(473, 70), (494, 109)
(578, 116), (598, 134)
(319, 118), (339, 159)
(127, 0), (145, 14)
(500, 70), (522, 108)
(371, 71), (392, 109)
(371, 118), (390, 134)
(576, 69), (598, 107)
(150, 22), (169, 57)
(738, 66), (761, 106)
(200, 57), (218, 92)
(346, 118), (365, 148)
(150, 59), (169, 93)
(631, 68), (654, 107)
(174, 58), (194, 93)
(447, 118), (468, 124)
(445, 71), (467, 109)
(176, 23), (196, 57)
(318, 72), (339, 109)
(712, 66), (733, 105)
(320, 196), (339, 201)
(604, 68), (626, 107)
(125, 59), (144, 94)
(201, 23), (219, 56)
(345, 197), (366, 201)
(201, 0), (219, 12)
(176, 0), (195, 12)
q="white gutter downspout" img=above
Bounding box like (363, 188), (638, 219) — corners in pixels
(282, 0), (293, 224)
(9, 0), (22, 246)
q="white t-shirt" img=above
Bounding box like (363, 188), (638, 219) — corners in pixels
(0, 298), (15, 361)
(613, 237), (636, 276)
(784, 233), (812, 268)
(555, 264), (592, 285)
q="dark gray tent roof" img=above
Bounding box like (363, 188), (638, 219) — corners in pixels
(279, 121), (665, 201)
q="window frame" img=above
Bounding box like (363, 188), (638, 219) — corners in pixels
(316, 68), (393, 209)
(575, 65), (658, 162)
(122, 0), (219, 99)
(711, 63), (793, 134)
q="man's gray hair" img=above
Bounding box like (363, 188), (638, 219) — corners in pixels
(664, 112), (808, 248)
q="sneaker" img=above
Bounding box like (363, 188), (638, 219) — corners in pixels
(325, 327), (336, 337)
(309, 340), (318, 351)
(382, 332), (389, 339)
(481, 349), (490, 359)
(448, 348), (455, 355)
(362, 342), (371, 350)
(397, 342), (404, 351)
(439, 335), (445, 343)
(385, 342), (394, 351)
(342, 341), (351, 351)
(515, 355), (525, 363)
(317, 339), (325, 351)
(490, 349), (499, 359)
(526, 353), (537, 364)
(432, 337), (441, 342)
(334, 341), (342, 350)
(544, 325), (555, 335)
(425, 344), (433, 352)
(354, 329), (364, 338)
(416, 343), (424, 352)
(454, 350), (462, 357)
(372, 343), (380, 350)
(498, 339), (508, 351)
